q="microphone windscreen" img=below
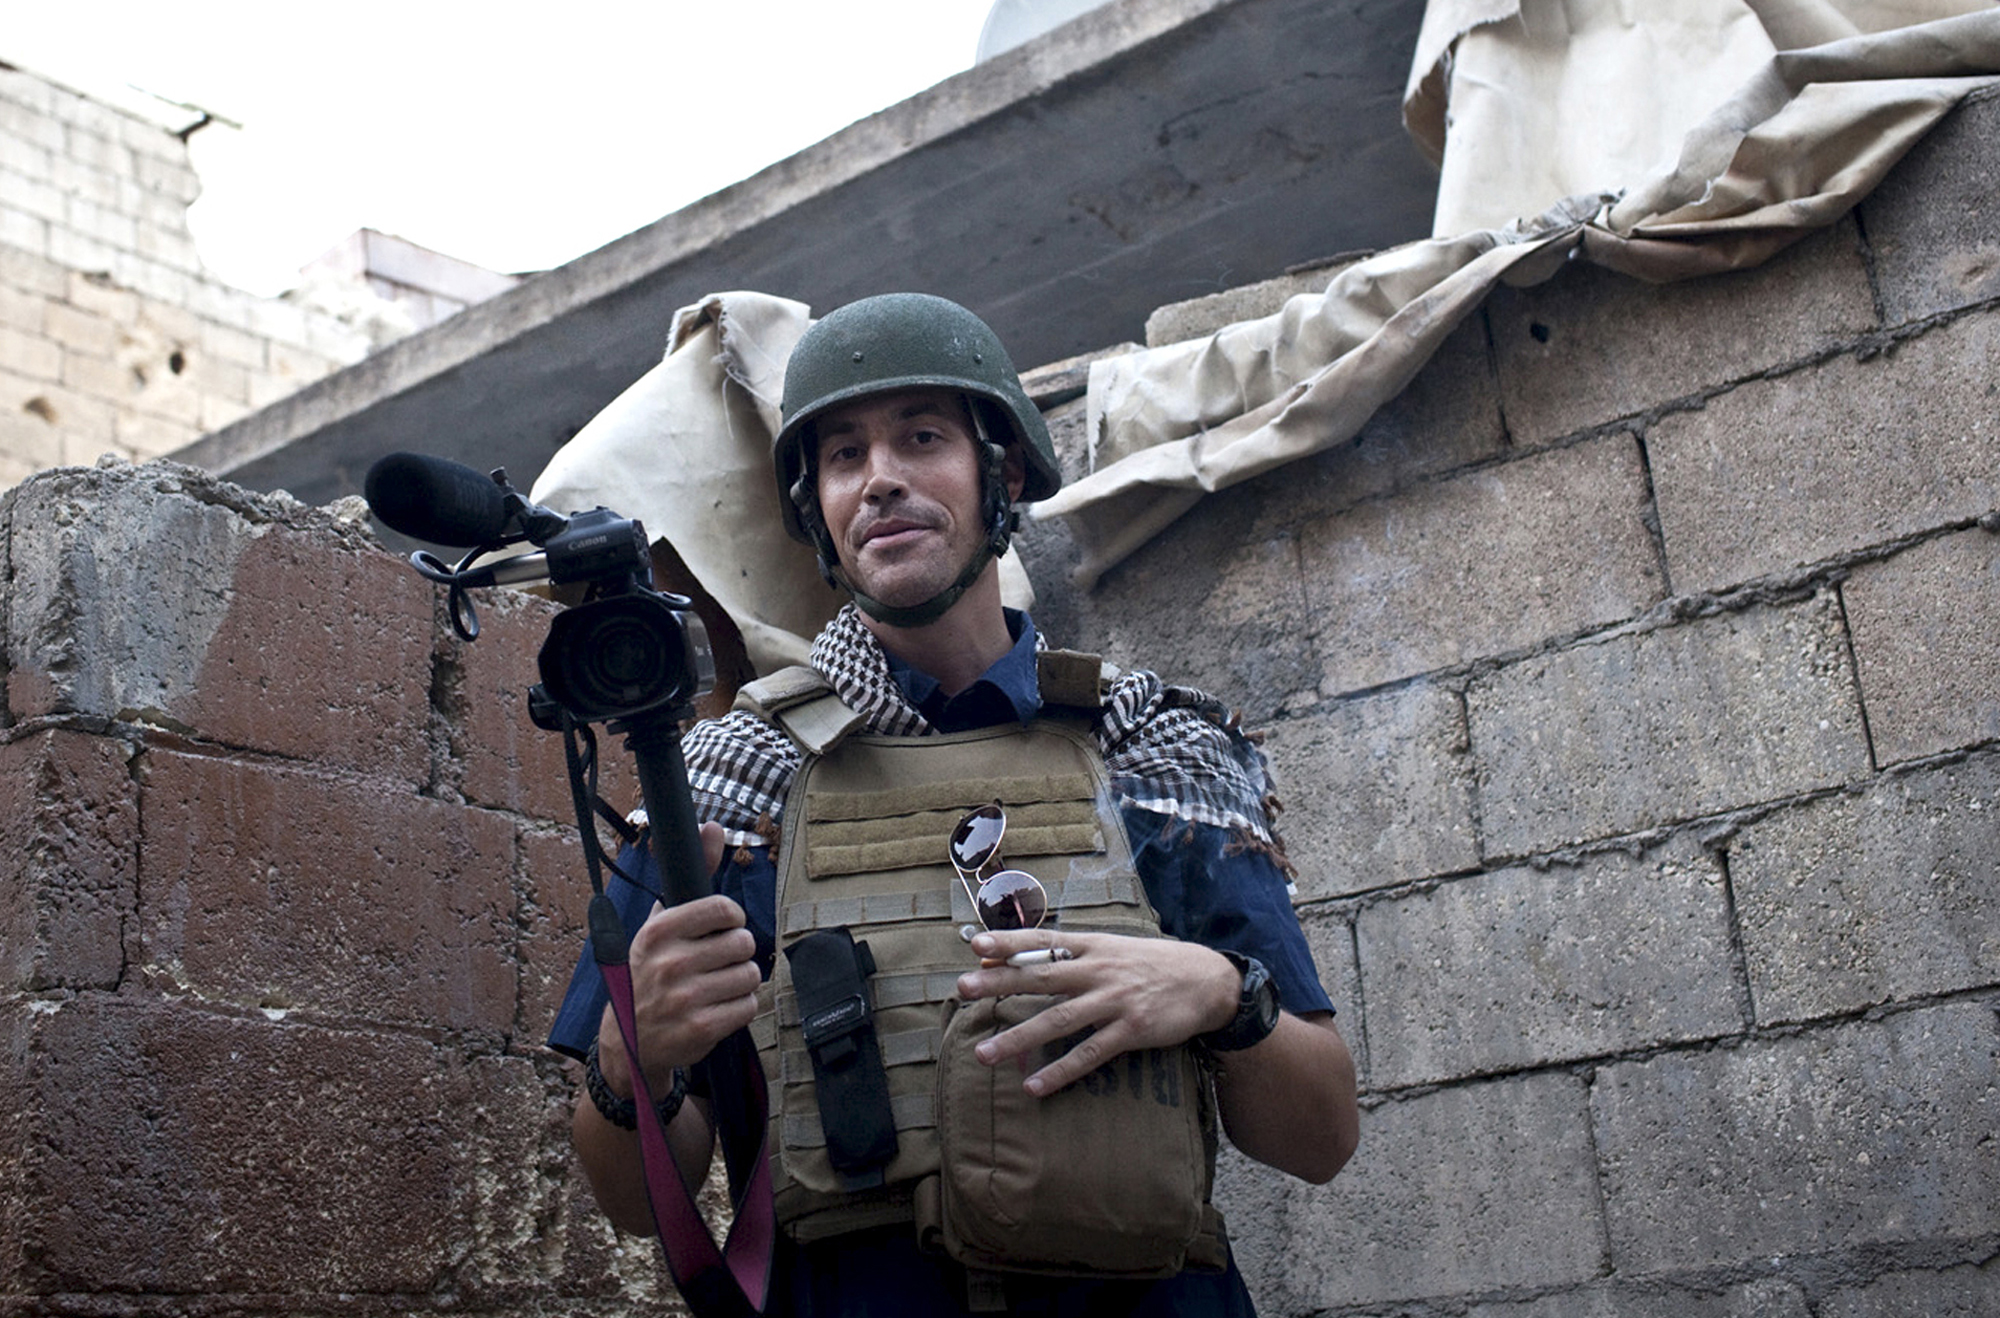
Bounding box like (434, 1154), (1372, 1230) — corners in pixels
(364, 452), (510, 547)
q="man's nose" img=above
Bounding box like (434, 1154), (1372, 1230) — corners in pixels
(860, 446), (906, 500)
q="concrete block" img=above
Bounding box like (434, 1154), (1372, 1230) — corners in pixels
(40, 299), (120, 359)
(1470, 594), (1870, 856)
(59, 126), (131, 178)
(0, 401), (65, 474)
(0, 324), (60, 382)
(1732, 751), (2000, 1026)
(1257, 1074), (1605, 1309)
(43, 154), (120, 210)
(62, 196), (138, 253)
(0, 280), (44, 333)
(444, 584), (612, 822)
(1296, 905), (1367, 1081)
(195, 391), (249, 435)
(0, 66), (57, 115)
(134, 222), (201, 274)
(0, 207), (48, 258)
(1358, 838), (1740, 1089)
(1844, 528), (2000, 765)
(1858, 88), (2000, 326)
(1469, 1278), (1813, 1318)
(63, 270), (139, 325)
(1489, 221), (1877, 445)
(1648, 311), (2000, 593)
(198, 316), (269, 370)
(0, 244), (67, 299)
(0, 381), (116, 455)
(1261, 680), (1478, 900)
(1299, 433), (1665, 696)
(519, 827), (593, 1044)
(111, 250), (193, 308)
(58, 347), (138, 403)
(243, 294), (312, 350)
(130, 152), (200, 205)
(0, 167), (64, 224)
(45, 227), (117, 277)
(0, 133), (51, 182)
(1820, 1256), (2000, 1318)
(1051, 479), (1317, 724)
(1253, 313), (1509, 527)
(138, 750), (518, 1034)
(179, 349), (251, 403)
(1591, 1001), (2000, 1273)
(110, 408), (200, 459)
(10, 998), (508, 1293)
(0, 730), (137, 990)
(0, 99), (64, 152)
(5, 464), (433, 780)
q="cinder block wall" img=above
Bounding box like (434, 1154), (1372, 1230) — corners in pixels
(0, 65), (370, 491)
(1021, 89), (2000, 1315)
(0, 466), (672, 1313)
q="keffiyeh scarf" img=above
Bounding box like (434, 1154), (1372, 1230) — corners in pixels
(683, 607), (1279, 852)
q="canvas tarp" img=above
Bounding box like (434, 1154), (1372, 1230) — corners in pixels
(1037, 1), (2000, 588)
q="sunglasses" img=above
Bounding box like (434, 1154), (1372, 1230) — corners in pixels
(948, 803), (1049, 932)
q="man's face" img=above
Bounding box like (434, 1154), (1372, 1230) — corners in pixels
(812, 388), (1006, 611)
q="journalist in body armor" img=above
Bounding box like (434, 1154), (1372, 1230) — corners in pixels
(550, 293), (1360, 1315)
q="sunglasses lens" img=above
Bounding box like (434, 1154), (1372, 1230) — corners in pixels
(949, 804), (1007, 874)
(976, 870), (1047, 932)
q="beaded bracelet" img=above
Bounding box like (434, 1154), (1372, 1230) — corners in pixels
(585, 1038), (687, 1131)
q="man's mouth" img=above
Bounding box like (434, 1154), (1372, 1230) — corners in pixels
(859, 518), (934, 548)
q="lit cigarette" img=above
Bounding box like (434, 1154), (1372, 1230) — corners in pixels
(1005, 948), (1075, 967)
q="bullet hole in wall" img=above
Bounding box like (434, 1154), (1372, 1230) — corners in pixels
(23, 397), (57, 424)
(168, 350), (187, 375)
(1530, 322), (1552, 344)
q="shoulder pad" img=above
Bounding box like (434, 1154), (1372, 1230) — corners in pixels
(734, 665), (865, 756)
(1038, 649), (1117, 710)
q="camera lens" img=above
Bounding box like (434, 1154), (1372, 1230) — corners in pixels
(539, 595), (694, 722)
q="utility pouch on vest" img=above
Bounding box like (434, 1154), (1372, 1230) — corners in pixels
(917, 993), (1226, 1280)
(784, 928), (897, 1189)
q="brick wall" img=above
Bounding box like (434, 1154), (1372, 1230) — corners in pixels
(1020, 88), (2000, 1315)
(0, 64), (372, 491)
(0, 466), (671, 1313)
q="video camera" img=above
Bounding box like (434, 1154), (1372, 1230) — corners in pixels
(363, 451), (714, 727)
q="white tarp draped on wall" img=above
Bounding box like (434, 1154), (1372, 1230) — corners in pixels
(1039, 1), (2000, 589)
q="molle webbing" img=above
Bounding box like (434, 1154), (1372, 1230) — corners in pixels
(756, 708), (1164, 1244)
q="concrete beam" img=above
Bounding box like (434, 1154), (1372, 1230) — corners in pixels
(171, 0), (1436, 516)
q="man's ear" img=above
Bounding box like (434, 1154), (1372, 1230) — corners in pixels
(1001, 442), (1027, 501)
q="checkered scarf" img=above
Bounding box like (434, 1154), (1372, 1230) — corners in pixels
(683, 606), (1278, 851)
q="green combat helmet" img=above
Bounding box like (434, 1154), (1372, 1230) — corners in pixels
(774, 292), (1062, 628)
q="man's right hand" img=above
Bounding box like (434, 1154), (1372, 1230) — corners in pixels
(592, 821), (762, 1101)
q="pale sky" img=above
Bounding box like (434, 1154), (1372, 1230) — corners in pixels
(6, 1), (1001, 295)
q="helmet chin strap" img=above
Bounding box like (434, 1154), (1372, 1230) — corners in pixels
(794, 398), (1016, 630)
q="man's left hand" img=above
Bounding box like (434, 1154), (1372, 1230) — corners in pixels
(953, 930), (1240, 1097)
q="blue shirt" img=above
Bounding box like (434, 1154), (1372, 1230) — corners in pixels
(548, 623), (1330, 1316)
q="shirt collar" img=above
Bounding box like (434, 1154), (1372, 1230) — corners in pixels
(885, 609), (1042, 731)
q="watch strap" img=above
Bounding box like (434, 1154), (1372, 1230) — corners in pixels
(1201, 950), (1281, 1053)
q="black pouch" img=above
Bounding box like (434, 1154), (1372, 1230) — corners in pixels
(784, 928), (897, 1188)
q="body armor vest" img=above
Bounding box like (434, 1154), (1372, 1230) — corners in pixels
(739, 653), (1183, 1244)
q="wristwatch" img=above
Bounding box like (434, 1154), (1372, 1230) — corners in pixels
(585, 1038), (687, 1130)
(1201, 951), (1281, 1052)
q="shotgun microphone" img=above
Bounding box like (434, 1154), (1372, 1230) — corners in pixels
(364, 452), (511, 547)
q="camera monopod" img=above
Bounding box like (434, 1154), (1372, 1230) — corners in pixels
(366, 452), (775, 1317)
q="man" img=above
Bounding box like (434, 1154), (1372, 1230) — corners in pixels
(549, 292), (1358, 1314)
